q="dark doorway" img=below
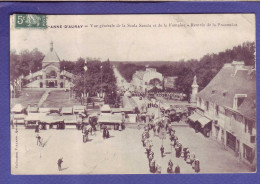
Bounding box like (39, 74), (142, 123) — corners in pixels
(49, 82), (55, 88)
(40, 82), (43, 88)
(60, 82), (63, 88)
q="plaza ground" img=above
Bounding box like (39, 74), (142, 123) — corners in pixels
(11, 126), (254, 174)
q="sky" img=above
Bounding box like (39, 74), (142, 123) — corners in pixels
(10, 14), (255, 62)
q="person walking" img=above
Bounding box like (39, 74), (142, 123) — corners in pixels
(36, 134), (42, 146)
(106, 129), (110, 138)
(150, 159), (156, 173)
(103, 128), (106, 139)
(191, 153), (196, 167)
(175, 143), (180, 158)
(35, 125), (39, 133)
(155, 164), (161, 174)
(148, 153), (154, 164)
(167, 166), (173, 174)
(183, 147), (189, 161)
(168, 159), (173, 168)
(57, 157), (63, 171)
(175, 165), (180, 174)
(160, 145), (164, 158)
(194, 159), (200, 173)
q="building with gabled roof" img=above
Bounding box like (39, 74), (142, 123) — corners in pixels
(190, 61), (256, 169)
(23, 41), (74, 89)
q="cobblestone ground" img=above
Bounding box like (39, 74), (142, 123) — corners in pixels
(11, 126), (253, 174)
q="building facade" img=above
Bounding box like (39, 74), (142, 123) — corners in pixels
(131, 68), (163, 92)
(23, 42), (74, 89)
(195, 61), (256, 169)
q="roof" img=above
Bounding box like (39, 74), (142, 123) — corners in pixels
(42, 115), (64, 123)
(98, 114), (123, 123)
(100, 105), (111, 112)
(25, 113), (46, 121)
(61, 107), (73, 114)
(27, 105), (39, 112)
(63, 115), (77, 123)
(11, 104), (24, 113)
(197, 116), (211, 128)
(111, 108), (122, 113)
(39, 108), (50, 113)
(188, 112), (202, 122)
(12, 114), (26, 120)
(42, 49), (60, 63)
(127, 114), (137, 124)
(197, 64), (256, 121)
(73, 106), (85, 113)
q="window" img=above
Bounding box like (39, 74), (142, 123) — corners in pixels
(243, 144), (254, 163)
(199, 98), (202, 106)
(245, 119), (253, 135)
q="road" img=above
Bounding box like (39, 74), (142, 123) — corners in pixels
(113, 66), (130, 90)
(11, 126), (253, 174)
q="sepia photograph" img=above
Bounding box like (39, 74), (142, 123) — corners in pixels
(10, 14), (256, 174)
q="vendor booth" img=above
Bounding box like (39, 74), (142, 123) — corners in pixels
(98, 113), (123, 130)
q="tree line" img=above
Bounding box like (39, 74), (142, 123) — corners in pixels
(116, 41), (256, 99)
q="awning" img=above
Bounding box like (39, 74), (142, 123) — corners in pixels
(11, 104), (24, 113)
(63, 115), (77, 124)
(111, 108), (122, 113)
(61, 107), (73, 114)
(14, 119), (25, 123)
(98, 114), (123, 124)
(43, 116), (64, 123)
(39, 108), (50, 113)
(198, 117), (211, 128)
(73, 106), (85, 113)
(120, 107), (133, 112)
(12, 114), (26, 120)
(128, 114), (137, 124)
(25, 113), (46, 121)
(188, 112), (202, 122)
(27, 106), (39, 113)
(100, 105), (111, 112)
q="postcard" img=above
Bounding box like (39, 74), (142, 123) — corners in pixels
(10, 14), (256, 174)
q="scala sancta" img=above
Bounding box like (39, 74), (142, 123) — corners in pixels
(23, 42), (74, 89)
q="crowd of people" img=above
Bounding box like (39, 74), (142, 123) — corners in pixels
(140, 118), (201, 174)
(167, 125), (200, 173)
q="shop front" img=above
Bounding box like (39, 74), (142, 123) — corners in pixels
(197, 116), (212, 137)
(226, 131), (236, 151)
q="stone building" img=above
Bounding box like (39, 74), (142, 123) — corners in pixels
(131, 67), (163, 92)
(191, 61), (256, 169)
(23, 42), (74, 89)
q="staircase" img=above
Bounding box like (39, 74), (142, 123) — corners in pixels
(37, 91), (50, 107)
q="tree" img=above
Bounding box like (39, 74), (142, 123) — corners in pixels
(72, 58), (117, 105)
